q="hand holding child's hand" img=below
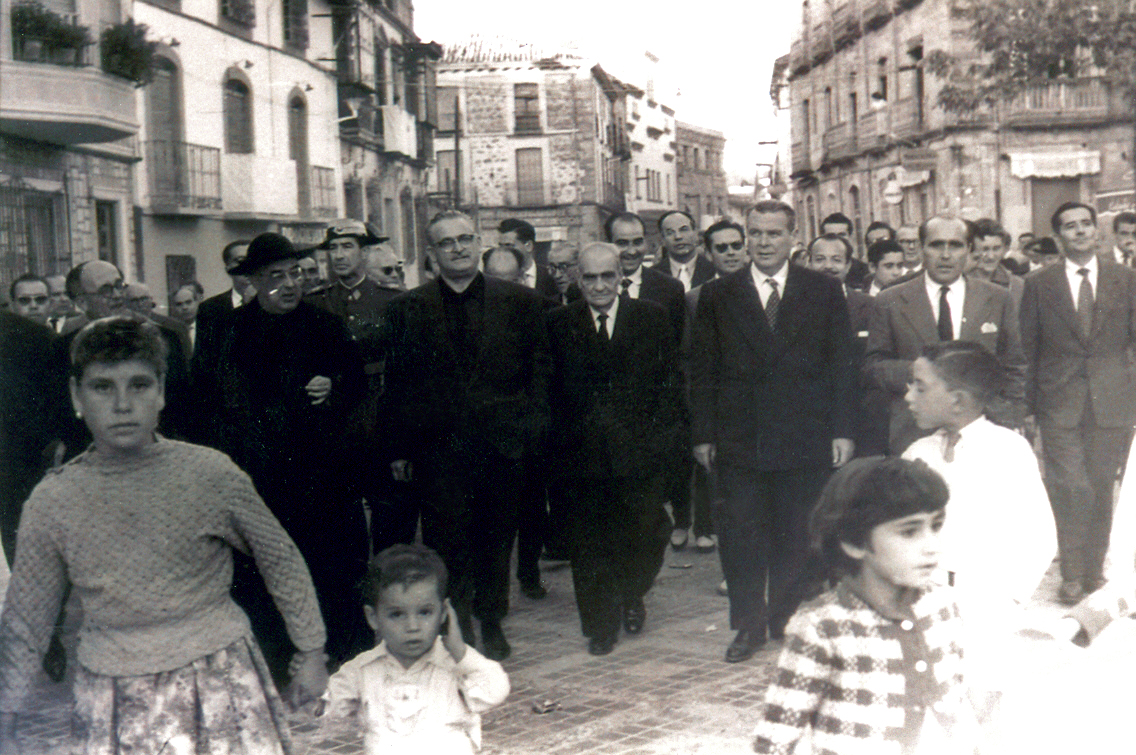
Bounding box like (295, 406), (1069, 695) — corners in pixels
(287, 649), (329, 710)
(441, 600), (466, 663)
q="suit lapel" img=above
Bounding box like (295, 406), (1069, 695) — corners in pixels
(897, 279), (939, 344)
(1093, 262), (1121, 339)
(723, 270), (773, 357)
(1040, 265), (1086, 344)
(959, 280), (988, 339)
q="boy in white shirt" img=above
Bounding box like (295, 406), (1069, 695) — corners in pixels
(902, 341), (1056, 620)
(318, 544), (510, 754)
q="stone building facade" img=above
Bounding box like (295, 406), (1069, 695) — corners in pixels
(675, 121), (729, 230)
(788, 0), (1134, 253)
(131, 0), (343, 305)
(624, 72), (678, 243)
(431, 39), (629, 258)
(0, 0), (139, 291)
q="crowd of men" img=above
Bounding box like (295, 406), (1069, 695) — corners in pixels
(2, 200), (1135, 673)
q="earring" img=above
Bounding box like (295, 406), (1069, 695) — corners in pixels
(75, 410), (82, 419)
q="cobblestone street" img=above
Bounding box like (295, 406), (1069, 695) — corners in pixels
(14, 540), (1076, 755)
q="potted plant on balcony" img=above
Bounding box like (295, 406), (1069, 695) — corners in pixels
(10, 1), (90, 64)
(100, 18), (157, 86)
(48, 20), (91, 65)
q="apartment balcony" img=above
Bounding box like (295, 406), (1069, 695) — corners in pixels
(857, 110), (881, 151)
(0, 59), (137, 145)
(1004, 79), (1115, 128)
(145, 140), (222, 214)
(789, 38), (809, 76)
(791, 139), (812, 175)
(832, 3), (861, 48)
(822, 122), (855, 162)
(863, 0), (892, 30)
(340, 101), (382, 146)
(892, 97), (923, 140)
(811, 21), (833, 64)
(311, 166), (338, 218)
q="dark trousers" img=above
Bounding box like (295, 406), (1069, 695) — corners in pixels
(369, 477), (421, 555)
(714, 465), (830, 635)
(566, 475), (669, 640)
(672, 462), (714, 537)
(420, 441), (523, 626)
(516, 461), (547, 586)
(1041, 402), (1132, 584)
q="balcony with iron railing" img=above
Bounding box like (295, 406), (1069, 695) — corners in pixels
(1003, 79), (1115, 127)
(892, 97), (922, 140)
(857, 110), (880, 151)
(811, 21), (833, 64)
(832, 3), (860, 48)
(789, 38), (809, 76)
(145, 140), (222, 214)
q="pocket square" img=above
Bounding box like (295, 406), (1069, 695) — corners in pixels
(980, 322), (998, 334)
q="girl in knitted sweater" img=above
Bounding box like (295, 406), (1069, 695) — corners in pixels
(0, 317), (328, 755)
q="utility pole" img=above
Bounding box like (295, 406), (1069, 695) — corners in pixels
(453, 94), (461, 208)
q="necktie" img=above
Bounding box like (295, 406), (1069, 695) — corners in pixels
(1077, 268), (1094, 337)
(942, 429), (962, 463)
(765, 279), (781, 329)
(937, 285), (953, 341)
(621, 278), (632, 299)
(597, 312), (609, 341)
(49, 317), (61, 333)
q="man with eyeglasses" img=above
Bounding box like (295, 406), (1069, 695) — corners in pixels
(653, 210), (715, 293)
(546, 242), (581, 305)
(366, 243), (406, 291)
(498, 218), (560, 299)
(191, 233), (370, 681)
(383, 210), (551, 662)
(8, 274), (51, 327)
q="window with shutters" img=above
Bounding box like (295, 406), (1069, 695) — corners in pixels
(282, 0), (308, 51)
(223, 78), (254, 154)
(514, 83), (541, 134)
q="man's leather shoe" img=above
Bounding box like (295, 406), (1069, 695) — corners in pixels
(1058, 580), (1085, 606)
(725, 627), (764, 663)
(623, 600), (646, 634)
(520, 579), (547, 600)
(481, 621), (511, 661)
(694, 535), (716, 552)
(588, 635), (616, 656)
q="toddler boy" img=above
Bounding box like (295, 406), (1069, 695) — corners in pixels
(902, 341), (1056, 615)
(320, 544), (510, 754)
(753, 457), (979, 755)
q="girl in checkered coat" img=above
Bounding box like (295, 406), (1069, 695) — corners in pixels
(752, 457), (982, 755)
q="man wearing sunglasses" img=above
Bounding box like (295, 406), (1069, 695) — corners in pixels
(383, 210), (551, 662)
(8, 274), (51, 327)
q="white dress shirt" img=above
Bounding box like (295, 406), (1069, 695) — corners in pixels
(521, 261), (537, 289)
(588, 295), (619, 338)
(923, 274), (966, 339)
(230, 288), (244, 309)
(749, 262), (789, 308)
(671, 259), (696, 293)
(1064, 254), (1098, 303)
(868, 281), (883, 297)
(621, 267), (643, 299)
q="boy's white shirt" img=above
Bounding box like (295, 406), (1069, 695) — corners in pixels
(902, 417), (1056, 619)
(320, 637), (510, 755)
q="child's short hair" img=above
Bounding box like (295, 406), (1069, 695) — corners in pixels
(809, 456), (949, 577)
(921, 340), (1006, 407)
(70, 316), (168, 382)
(361, 544), (448, 607)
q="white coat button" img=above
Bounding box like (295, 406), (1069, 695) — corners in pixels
(914, 660), (928, 672)
(900, 620), (914, 631)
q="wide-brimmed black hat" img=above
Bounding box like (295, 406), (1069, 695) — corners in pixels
(316, 219), (388, 249)
(229, 232), (312, 276)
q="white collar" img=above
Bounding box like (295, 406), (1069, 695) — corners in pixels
(589, 295), (619, 329)
(749, 261), (788, 289)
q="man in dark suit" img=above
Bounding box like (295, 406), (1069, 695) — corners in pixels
(807, 234), (885, 457)
(1021, 201), (1136, 605)
(653, 210), (716, 293)
(691, 200), (857, 663)
(194, 239), (253, 355)
(497, 217), (560, 299)
(546, 241), (582, 306)
(605, 212), (689, 546)
(864, 216), (1027, 454)
(548, 242), (681, 655)
(821, 212), (870, 289)
(384, 210), (551, 661)
(191, 232), (370, 679)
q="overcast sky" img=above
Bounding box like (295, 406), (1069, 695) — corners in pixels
(415, 1), (800, 182)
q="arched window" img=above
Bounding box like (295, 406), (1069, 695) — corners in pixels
(289, 94), (310, 214)
(223, 78), (254, 154)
